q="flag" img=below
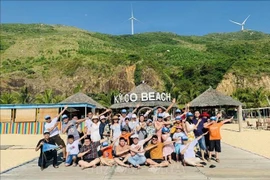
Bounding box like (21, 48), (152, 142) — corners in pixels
(42, 143), (59, 152)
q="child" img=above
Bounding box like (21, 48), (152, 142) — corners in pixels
(161, 127), (174, 164)
(100, 138), (118, 166)
(146, 119), (156, 137)
(172, 126), (186, 162)
(65, 134), (87, 167)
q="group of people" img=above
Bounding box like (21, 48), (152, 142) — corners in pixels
(36, 102), (233, 170)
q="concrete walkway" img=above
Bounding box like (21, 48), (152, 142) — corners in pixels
(1, 143), (270, 180)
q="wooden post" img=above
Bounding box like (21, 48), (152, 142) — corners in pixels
(85, 106), (87, 118)
(238, 105), (243, 132)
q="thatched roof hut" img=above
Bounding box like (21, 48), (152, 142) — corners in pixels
(189, 87), (243, 107)
(61, 92), (106, 109)
(110, 83), (177, 109)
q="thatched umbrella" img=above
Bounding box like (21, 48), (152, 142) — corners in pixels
(110, 83), (177, 109)
(189, 86), (243, 107)
(190, 86), (243, 132)
(61, 92), (106, 109)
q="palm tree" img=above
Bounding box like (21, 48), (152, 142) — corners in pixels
(0, 92), (17, 104)
(16, 86), (32, 104)
(35, 89), (55, 103)
(252, 87), (266, 107)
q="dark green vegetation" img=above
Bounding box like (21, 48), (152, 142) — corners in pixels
(1, 24), (270, 107)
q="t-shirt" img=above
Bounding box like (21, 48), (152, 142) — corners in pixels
(192, 118), (207, 136)
(111, 124), (121, 140)
(173, 132), (186, 144)
(79, 141), (101, 160)
(119, 133), (131, 145)
(66, 140), (79, 154)
(180, 139), (198, 158)
(62, 120), (80, 140)
(45, 117), (59, 137)
(146, 126), (156, 136)
(207, 122), (223, 140)
(102, 145), (113, 159)
(129, 121), (138, 131)
(147, 142), (163, 159)
(85, 119), (92, 133)
(131, 140), (145, 156)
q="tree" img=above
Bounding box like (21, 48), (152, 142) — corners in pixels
(0, 92), (17, 104)
(35, 89), (55, 103)
(16, 86), (32, 104)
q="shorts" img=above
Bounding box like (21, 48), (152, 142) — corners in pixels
(209, 140), (221, 152)
(152, 159), (164, 164)
(51, 134), (66, 147)
(197, 136), (206, 151)
(174, 143), (181, 154)
(65, 154), (77, 164)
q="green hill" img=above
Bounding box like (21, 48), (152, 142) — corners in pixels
(0, 23), (270, 107)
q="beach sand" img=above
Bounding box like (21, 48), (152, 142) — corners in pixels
(1, 120), (269, 172)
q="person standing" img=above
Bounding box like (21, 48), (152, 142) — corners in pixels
(192, 111), (208, 161)
(204, 115), (233, 162)
(44, 106), (68, 161)
(35, 131), (59, 170)
(62, 114), (86, 141)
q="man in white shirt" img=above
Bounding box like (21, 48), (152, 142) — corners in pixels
(84, 112), (93, 134)
(45, 106), (68, 161)
(128, 134), (152, 168)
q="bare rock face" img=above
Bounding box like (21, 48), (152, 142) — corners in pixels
(217, 73), (270, 95)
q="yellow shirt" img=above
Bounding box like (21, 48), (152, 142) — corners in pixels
(147, 142), (164, 159)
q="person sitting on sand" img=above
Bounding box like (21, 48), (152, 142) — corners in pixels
(114, 137), (132, 168)
(77, 136), (107, 169)
(35, 131), (60, 170)
(128, 134), (153, 169)
(99, 140), (116, 167)
(65, 134), (87, 167)
(145, 135), (175, 168)
(204, 115), (234, 163)
(180, 132), (208, 167)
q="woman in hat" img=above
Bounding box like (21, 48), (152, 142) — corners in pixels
(89, 115), (101, 142)
(182, 112), (196, 142)
(161, 127), (174, 164)
(110, 115), (122, 142)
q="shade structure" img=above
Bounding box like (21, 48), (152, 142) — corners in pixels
(189, 86), (243, 107)
(110, 83), (176, 109)
(60, 92), (106, 109)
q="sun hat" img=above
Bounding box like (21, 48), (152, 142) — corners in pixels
(100, 115), (106, 120)
(131, 134), (139, 139)
(164, 112), (171, 118)
(92, 115), (99, 120)
(112, 115), (119, 120)
(131, 114), (137, 119)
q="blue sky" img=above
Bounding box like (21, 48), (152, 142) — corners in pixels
(1, 1), (270, 36)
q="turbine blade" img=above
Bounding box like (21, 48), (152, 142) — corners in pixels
(229, 20), (242, 26)
(243, 15), (250, 24)
(134, 17), (143, 23)
(131, 3), (133, 17)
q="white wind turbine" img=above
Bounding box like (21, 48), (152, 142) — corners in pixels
(229, 15), (251, 31)
(128, 5), (140, 35)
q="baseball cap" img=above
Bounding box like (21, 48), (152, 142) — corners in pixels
(43, 130), (50, 135)
(210, 116), (217, 121)
(187, 112), (194, 117)
(121, 109), (127, 113)
(157, 113), (164, 119)
(102, 142), (109, 147)
(121, 127), (127, 131)
(162, 127), (170, 134)
(175, 109), (181, 113)
(147, 119), (153, 123)
(131, 134), (139, 139)
(175, 116), (182, 121)
(164, 112), (171, 118)
(131, 114), (137, 119)
(44, 115), (51, 120)
(62, 114), (68, 119)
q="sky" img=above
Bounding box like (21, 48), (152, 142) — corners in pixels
(1, 1), (270, 36)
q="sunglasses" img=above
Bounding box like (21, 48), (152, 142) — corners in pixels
(152, 138), (158, 141)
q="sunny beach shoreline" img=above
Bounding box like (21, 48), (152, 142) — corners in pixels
(1, 122), (270, 172)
